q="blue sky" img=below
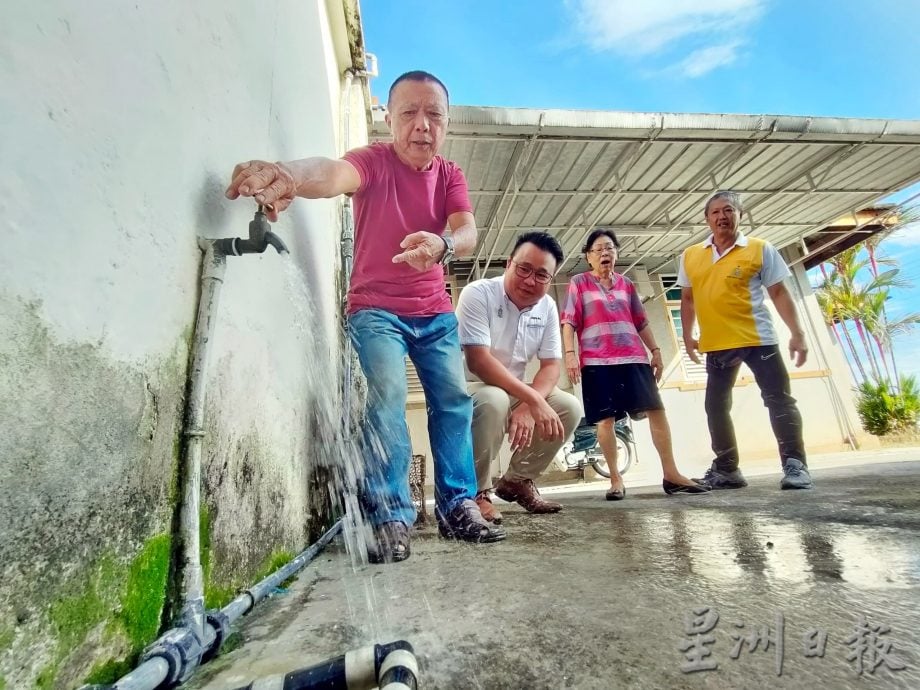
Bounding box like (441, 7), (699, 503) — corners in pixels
(361, 0), (920, 379)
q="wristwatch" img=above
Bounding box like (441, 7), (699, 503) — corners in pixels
(438, 234), (455, 266)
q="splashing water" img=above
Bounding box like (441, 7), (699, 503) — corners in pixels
(279, 256), (373, 568)
(275, 254), (450, 656)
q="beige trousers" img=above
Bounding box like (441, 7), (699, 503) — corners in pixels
(468, 383), (583, 492)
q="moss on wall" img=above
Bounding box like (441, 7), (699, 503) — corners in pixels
(119, 534), (172, 649)
(204, 548), (297, 610)
(19, 532), (176, 688)
(49, 557), (120, 652)
(83, 658), (133, 685)
(201, 497), (297, 609)
(2, 287), (324, 685)
(0, 295), (191, 687)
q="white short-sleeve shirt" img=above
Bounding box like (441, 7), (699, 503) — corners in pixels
(456, 276), (562, 383)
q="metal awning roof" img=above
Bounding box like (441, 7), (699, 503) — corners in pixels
(370, 106), (920, 283)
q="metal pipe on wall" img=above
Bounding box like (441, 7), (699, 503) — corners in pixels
(178, 240), (228, 639)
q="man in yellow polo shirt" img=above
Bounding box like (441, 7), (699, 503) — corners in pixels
(678, 191), (813, 490)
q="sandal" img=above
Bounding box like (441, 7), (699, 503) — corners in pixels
(605, 486), (626, 501)
(663, 479), (710, 495)
(367, 521), (411, 564)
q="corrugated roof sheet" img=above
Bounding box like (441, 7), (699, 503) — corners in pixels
(370, 106), (920, 282)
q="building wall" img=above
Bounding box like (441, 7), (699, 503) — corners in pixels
(0, 1), (365, 686)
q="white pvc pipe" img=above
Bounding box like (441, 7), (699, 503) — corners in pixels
(109, 657), (171, 690)
(178, 241), (227, 639)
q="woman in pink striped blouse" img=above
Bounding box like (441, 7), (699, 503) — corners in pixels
(560, 228), (708, 499)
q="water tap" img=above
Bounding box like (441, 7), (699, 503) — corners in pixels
(214, 206), (289, 256)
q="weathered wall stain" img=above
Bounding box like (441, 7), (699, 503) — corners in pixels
(0, 295), (185, 687)
(2, 1), (359, 686)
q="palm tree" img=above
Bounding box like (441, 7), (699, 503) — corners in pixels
(863, 205), (920, 391)
(815, 269), (864, 382)
(816, 247), (912, 385)
(821, 247), (880, 381)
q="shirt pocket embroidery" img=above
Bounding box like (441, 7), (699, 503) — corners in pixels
(725, 259), (757, 283)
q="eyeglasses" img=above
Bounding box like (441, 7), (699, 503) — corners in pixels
(588, 244), (617, 255)
(511, 260), (553, 284)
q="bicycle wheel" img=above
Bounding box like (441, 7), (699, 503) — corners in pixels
(615, 432), (633, 475)
(589, 433), (633, 477)
(589, 447), (610, 478)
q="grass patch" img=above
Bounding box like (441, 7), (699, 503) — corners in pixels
(204, 583), (238, 610)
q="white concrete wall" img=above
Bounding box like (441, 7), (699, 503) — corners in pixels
(0, 1), (365, 685)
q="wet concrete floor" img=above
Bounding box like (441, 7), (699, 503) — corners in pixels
(193, 458), (920, 689)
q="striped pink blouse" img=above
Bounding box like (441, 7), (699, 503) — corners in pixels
(560, 272), (649, 366)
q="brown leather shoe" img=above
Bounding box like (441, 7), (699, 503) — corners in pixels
(475, 491), (502, 523)
(494, 476), (562, 514)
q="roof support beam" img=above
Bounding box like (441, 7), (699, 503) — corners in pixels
(440, 133), (920, 148)
(472, 114), (546, 279)
(787, 188), (920, 267)
(618, 125), (779, 275)
(680, 141), (874, 252)
(555, 127), (665, 271)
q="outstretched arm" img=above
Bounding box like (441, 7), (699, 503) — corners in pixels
(225, 158), (360, 221)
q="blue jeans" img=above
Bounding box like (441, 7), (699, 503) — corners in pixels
(348, 308), (477, 526)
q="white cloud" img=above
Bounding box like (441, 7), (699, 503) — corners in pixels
(566, 0), (763, 76)
(676, 41), (743, 77)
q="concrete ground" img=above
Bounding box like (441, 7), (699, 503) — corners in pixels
(192, 450), (920, 689)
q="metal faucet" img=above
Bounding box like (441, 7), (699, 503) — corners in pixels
(214, 206), (289, 257)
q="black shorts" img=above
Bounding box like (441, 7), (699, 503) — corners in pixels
(581, 363), (663, 424)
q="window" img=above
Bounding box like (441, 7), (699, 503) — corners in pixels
(661, 273), (683, 302)
(661, 274), (707, 383)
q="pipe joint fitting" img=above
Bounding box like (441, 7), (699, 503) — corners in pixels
(141, 626), (204, 685)
(202, 610), (231, 662)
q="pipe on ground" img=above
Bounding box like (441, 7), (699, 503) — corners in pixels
(80, 520), (344, 690)
(220, 520), (343, 624)
(229, 640), (418, 690)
